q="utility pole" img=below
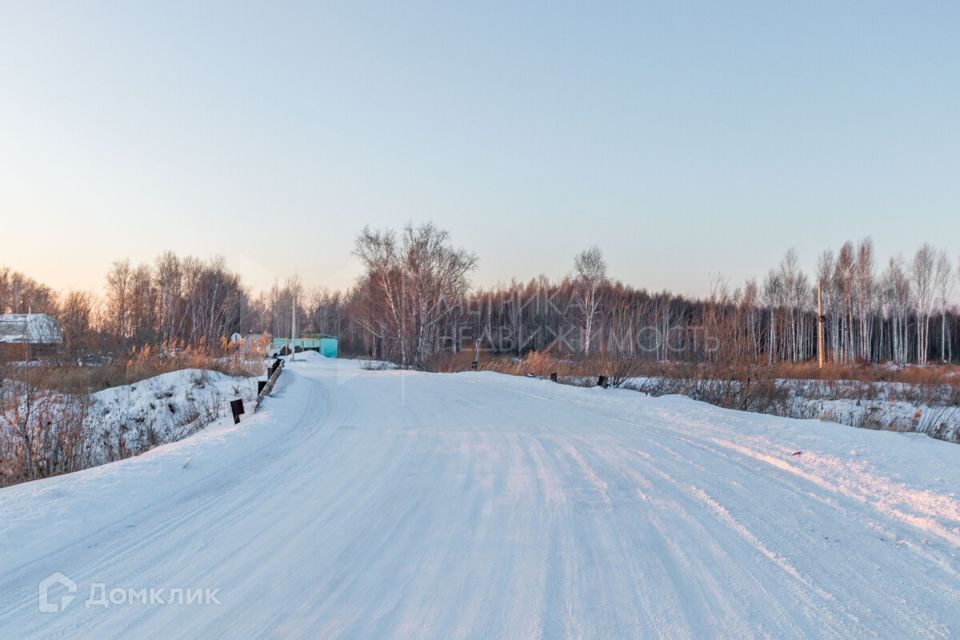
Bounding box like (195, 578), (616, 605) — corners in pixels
(817, 280), (825, 369)
(290, 293), (297, 362)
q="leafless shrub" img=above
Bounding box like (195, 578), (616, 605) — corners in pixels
(590, 352), (641, 388)
(0, 366), (92, 486)
(177, 392), (222, 438)
(190, 370), (209, 389)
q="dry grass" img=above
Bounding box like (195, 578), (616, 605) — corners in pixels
(772, 360), (960, 385)
(428, 350), (579, 377)
(428, 350), (646, 387)
(2, 341), (267, 395)
(427, 350), (960, 393)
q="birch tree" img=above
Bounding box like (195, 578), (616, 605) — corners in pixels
(856, 239), (875, 362)
(912, 244), (936, 365)
(935, 251), (952, 362)
(573, 246), (607, 355)
(882, 257), (911, 365)
(354, 223), (476, 368)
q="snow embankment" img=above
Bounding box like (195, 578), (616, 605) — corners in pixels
(613, 375), (960, 443)
(86, 369), (258, 464)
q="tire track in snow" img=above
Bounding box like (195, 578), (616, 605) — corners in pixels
(582, 404), (959, 637)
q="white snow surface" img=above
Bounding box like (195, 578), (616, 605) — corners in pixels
(85, 368), (258, 464)
(1, 357), (960, 639)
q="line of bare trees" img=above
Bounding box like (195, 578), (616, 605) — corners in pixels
(102, 253), (253, 350)
(341, 229), (960, 369)
(5, 229), (960, 369)
(0, 268), (57, 315)
(778, 239), (956, 366)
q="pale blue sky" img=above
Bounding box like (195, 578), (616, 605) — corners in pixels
(1, 1), (958, 297)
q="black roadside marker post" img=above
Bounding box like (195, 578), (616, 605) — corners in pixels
(230, 399), (245, 424)
(257, 380), (267, 395)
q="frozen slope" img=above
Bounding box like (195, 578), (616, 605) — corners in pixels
(2, 357), (960, 639)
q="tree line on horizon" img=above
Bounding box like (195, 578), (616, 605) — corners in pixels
(2, 229), (959, 369)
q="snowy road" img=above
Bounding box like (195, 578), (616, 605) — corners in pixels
(2, 357), (960, 638)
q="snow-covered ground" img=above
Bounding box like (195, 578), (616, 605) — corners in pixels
(0, 368), (258, 482)
(615, 375), (960, 443)
(85, 369), (258, 464)
(781, 378), (960, 442)
(1, 355), (959, 638)
(790, 395), (960, 442)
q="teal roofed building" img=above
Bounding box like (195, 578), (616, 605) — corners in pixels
(272, 334), (338, 358)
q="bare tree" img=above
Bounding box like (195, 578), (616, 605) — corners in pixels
(105, 259), (132, 345)
(59, 291), (95, 360)
(834, 243), (856, 363)
(403, 223), (477, 368)
(935, 251), (952, 362)
(856, 239), (875, 362)
(129, 264), (157, 346)
(354, 223), (476, 368)
(0, 267), (57, 314)
(762, 270), (782, 364)
(155, 251), (183, 345)
(354, 227), (409, 365)
(912, 244), (936, 365)
(881, 257), (911, 365)
(573, 246), (607, 355)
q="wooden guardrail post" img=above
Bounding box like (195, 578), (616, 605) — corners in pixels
(255, 359), (285, 411)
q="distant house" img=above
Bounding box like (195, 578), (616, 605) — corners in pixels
(0, 314), (63, 361)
